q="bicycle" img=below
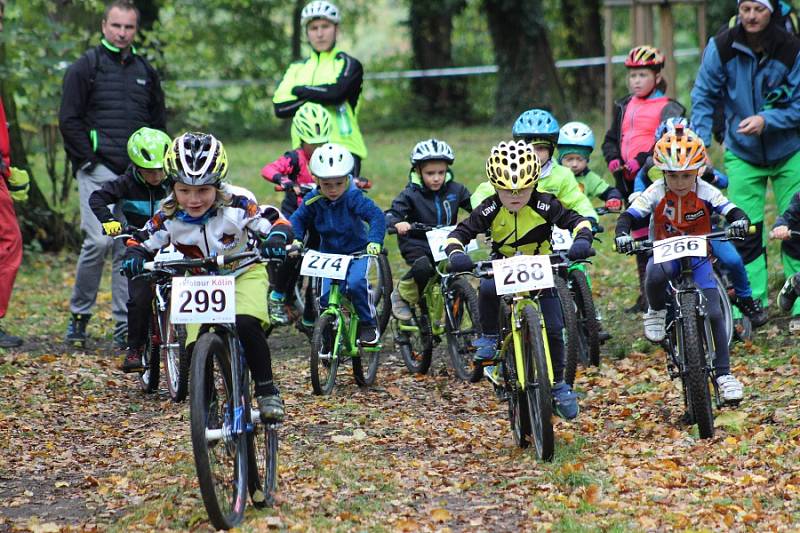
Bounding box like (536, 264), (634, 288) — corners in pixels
(143, 250), (279, 529)
(619, 229), (746, 439)
(302, 249), (385, 395)
(388, 223), (482, 380)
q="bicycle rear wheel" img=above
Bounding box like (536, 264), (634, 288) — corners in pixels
(712, 273), (734, 348)
(353, 343), (380, 387)
(445, 278), (481, 381)
(138, 316), (160, 394)
(163, 305), (189, 402)
(369, 253), (394, 336)
(310, 313), (340, 395)
(521, 305), (555, 461)
(554, 276), (580, 387)
(503, 336), (532, 449)
(190, 332), (248, 529)
(679, 293), (715, 439)
(569, 269), (600, 368)
(397, 306), (434, 375)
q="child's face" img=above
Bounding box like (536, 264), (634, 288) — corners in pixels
(318, 176), (348, 201)
(306, 18), (337, 52)
(497, 187), (534, 213)
(627, 68), (660, 98)
(560, 154), (588, 175)
(664, 170), (698, 197)
(174, 182), (217, 217)
(532, 144), (552, 165)
(138, 167), (165, 186)
(419, 161), (448, 191)
(301, 141), (325, 158)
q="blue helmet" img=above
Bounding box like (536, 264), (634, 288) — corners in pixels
(655, 116), (691, 142)
(512, 109), (560, 145)
(557, 121), (595, 163)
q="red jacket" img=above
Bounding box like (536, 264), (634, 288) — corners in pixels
(261, 148), (315, 215)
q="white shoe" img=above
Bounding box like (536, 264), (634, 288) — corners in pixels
(716, 374), (744, 403)
(643, 308), (667, 342)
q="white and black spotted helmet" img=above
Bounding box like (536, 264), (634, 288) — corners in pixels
(301, 1), (341, 26)
(410, 138), (455, 166)
(309, 143), (354, 179)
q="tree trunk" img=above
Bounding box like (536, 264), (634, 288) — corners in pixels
(291, 0), (304, 60)
(559, 0), (604, 113)
(483, 0), (564, 124)
(409, 0), (469, 120)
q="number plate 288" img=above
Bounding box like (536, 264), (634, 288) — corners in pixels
(492, 255), (554, 295)
(171, 276), (236, 324)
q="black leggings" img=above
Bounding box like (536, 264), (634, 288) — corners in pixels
(236, 315), (277, 396)
(126, 277), (153, 349)
(479, 280), (566, 383)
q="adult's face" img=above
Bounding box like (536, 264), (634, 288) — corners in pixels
(739, 1), (772, 34)
(306, 19), (337, 53)
(102, 7), (138, 51)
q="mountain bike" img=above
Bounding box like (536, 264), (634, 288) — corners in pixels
(619, 229), (746, 439)
(388, 223), (481, 380)
(144, 250), (279, 529)
(302, 249), (384, 395)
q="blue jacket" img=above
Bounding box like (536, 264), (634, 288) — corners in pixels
(290, 182), (385, 254)
(691, 24), (800, 166)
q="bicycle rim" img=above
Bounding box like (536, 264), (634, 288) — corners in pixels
(555, 276), (580, 387)
(679, 293), (715, 439)
(189, 333), (247, 529)
(164, 311), (189, 402)
(247, 388), (279, 508)
(445, 278), (481, 381)
(521, 305), (554, 461)
(310, 314), (339, 395)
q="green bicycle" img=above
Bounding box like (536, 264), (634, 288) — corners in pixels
(304, 250), (384, 395)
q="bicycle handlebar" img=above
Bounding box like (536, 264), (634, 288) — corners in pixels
(143, 250), (264, 274)
(616, 229), (745, 255)
(387, 222), (441, 235)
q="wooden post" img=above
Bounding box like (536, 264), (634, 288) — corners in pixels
(659, 3), (676, 99)
(698, 2), (707, 55)
(604, 4), (614, 130)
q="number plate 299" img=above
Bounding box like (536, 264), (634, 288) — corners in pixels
(171, 276), (236, 324)
(492, 255), (554, 295)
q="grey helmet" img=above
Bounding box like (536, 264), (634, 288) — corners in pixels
(164, 132), (228, 187)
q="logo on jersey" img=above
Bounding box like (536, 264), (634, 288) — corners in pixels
(684, 210), (705, 222)
(481, 202), (497, 217)
(537, 201), (550, 212)
(220, 233), (239, 250)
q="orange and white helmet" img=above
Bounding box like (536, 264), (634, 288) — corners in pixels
(625, 45), (665, 70)
(653, 125), (706, 171)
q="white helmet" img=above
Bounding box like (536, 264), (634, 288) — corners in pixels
(310, 143), (354, 179)
(557, 122), (595, 149)
(301, 1), (341, 26)
(410, 138), (455, 166)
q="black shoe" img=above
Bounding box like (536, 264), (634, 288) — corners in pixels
(119, 347), (144, 373)
(736, 296), (768, 328)
(66, 313), (91, 347)
(777, 274), (800, 313)
(0, 326), (23, 348)
(358, 325), (380, 345)
(256, 393), (285, 422)
(598, 329), (612, 344)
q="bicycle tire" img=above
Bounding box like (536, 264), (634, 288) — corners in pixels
(163, 304), (189, 402)
(503, 330), (532, 449)
(371, 253), (394, 336)
(397, 307), (434, 375)
(712, 273), (734, 348)
(353, 342), (380, 387)
(189, 332), (248, 529)
(247, 378), (278, 508)
(554, 276), (580, 387)
(568, 269), (600, 368)
(521, 305), (555, 461)
(310, 313), (339, 395)
(138, 317), (160, 394)
(679, 293), (715, 439)
(445, 277), (482, 381)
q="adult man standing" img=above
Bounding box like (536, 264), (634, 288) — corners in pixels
(691, 0), (800, 325)
(59, 0), (166, 348)
(273, 1), (367, 176)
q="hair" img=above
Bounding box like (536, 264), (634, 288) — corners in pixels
(104, 0), (140, 26)
(160, 188), (232, 218)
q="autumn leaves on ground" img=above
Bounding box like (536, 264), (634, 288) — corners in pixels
(2, 247), (800, 532)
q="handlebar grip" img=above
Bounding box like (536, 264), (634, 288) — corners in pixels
(748, 225), (757, 235)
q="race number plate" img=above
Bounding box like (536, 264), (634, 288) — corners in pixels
(492, 255), (554, 295)
(550, 226), (574, 251)
(300, 250), (351, 280)
(171, 276), (236, 324)
(426, 226), (478, 262)
(652, 235), (707, 264)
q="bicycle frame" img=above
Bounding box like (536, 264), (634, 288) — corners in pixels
(321, 280), (382, 363)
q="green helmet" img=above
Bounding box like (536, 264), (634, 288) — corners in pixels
(127, 127), (172, 169)
(292, 102), (332, 145)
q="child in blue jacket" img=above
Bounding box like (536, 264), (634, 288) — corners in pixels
(290, 143), (386, 344)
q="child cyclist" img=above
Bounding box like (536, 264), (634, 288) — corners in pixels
(88, 127), (172, 371)
(290, 142), (386, 345)
(121, 132), (293, 421)
(602, 45), (685, 313)
(446, 141), (596, 419)
(614, 126), (751, 403)
(771, 193), (800, 328)
(385, 139), (472, 320)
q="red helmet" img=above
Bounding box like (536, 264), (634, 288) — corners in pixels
(624, 45), (665, 70)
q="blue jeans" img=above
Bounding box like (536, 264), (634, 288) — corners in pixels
(320, 256), (376, 326)
(710, 239), (751, 298)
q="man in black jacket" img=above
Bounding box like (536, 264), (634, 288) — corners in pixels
(59, 0), (166, 348)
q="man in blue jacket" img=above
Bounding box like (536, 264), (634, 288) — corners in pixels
(691, 0), (800, 323)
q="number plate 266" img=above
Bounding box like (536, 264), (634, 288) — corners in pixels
(492, 255), (554, 295)
(171, 276), (236, 324)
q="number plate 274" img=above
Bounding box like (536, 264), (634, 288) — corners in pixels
(171, 276), (236, 324)
(492, 255), (554, 295)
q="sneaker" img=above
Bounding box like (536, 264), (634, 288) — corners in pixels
(643, 308), (667, 342)
(113, 321), (128, 349)
(716, 374), (744, 404)
(358, 324), (380, 345)
(66, 313), (91, 347)
(552, 381), (579, 420)
(120, 347), (144, 373)
(0, 326), (22, 348)
(390, 291), (413, 321)
(777, 274), (800, 312)
(736, 296), (768, 328)
(256, 393), (285, 422)
(471, 334), (499, 362)
(268, 294), (289, 325)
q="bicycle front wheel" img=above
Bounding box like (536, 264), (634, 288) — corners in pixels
(554, 276), (580, 387)
(679, 293), (715, 439)
(445, 278), (481, 381)
(310, 313), (340, 395)
(569, 269), (600, 368)
(163, 306), (189, 402)
(190, 332), (248, 529)
(521, 305), (555, 461)
(138, 317), (160, 394)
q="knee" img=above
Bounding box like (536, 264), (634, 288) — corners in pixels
(236, 314), (262, 334)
